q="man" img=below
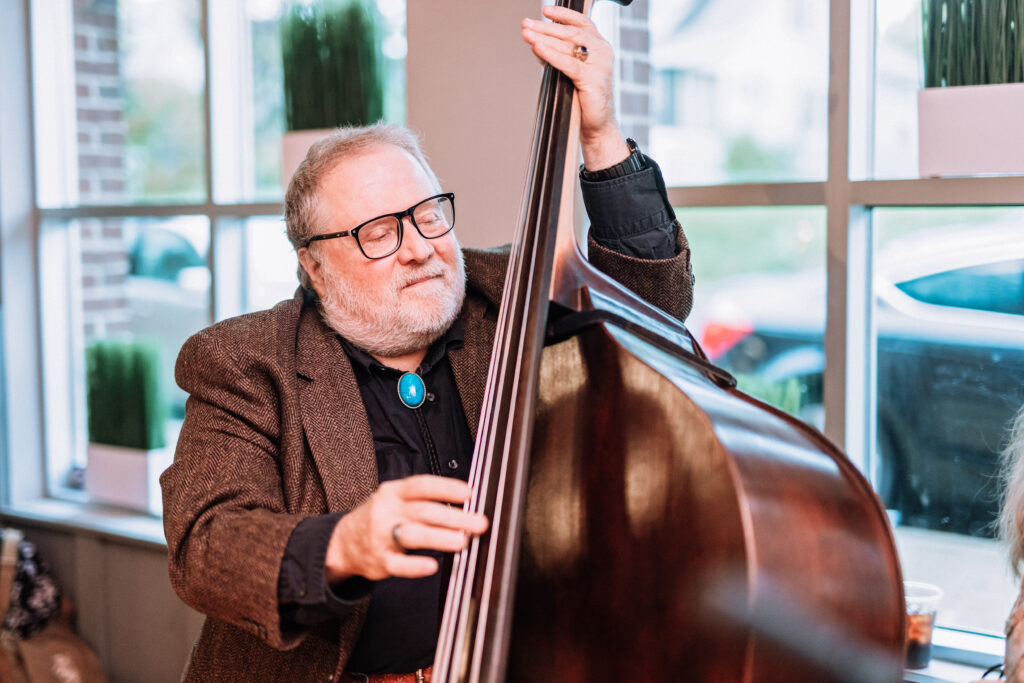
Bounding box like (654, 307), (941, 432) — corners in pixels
(161, 6), (694, 682)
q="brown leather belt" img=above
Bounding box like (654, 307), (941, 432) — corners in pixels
(342, 667), (432, 683)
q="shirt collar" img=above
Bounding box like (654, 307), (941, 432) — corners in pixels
(338, 319), (465, 380)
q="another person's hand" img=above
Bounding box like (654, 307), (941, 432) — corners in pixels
(324, 475), (488, 582)
(521, 5), (630, 172)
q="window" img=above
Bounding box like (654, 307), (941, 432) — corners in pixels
(875, 210), (1024, 635)
(650, 0), (1024, 659)
(871, 0), (925, 181)
(40, 0), (207, 208)
(649, 0), (829, 185)
(679, 207), (826, 425)
(24, 0), (406, 504)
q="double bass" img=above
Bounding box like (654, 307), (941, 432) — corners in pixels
(433, 1), (906, 680)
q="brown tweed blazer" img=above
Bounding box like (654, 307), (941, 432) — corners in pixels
(161, 232), (693, 682)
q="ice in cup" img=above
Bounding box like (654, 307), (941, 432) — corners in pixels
(904, 581), (943, 669)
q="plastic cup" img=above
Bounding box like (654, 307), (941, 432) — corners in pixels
(904, 581), (943, 669)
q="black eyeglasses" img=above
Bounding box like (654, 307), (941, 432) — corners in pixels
(304, 192), (456, 260)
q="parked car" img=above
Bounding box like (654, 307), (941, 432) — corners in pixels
(695, 225), (1024, 537)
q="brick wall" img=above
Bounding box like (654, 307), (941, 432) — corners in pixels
(617, 2), (651, 150)
(74, 0), (130, 339)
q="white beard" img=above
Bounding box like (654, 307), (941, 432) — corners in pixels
(317, 247), (467, 358)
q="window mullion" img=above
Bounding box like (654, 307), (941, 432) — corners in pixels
(843, 208), (875, 475)
(824, 0), (854, 450)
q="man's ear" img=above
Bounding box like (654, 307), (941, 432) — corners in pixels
(297, 247), (325, 297)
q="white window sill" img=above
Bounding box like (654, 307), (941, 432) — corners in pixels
(0, 497), (166, 549)
(904, 627), (1004, 682)
(904, 660), (990, 682)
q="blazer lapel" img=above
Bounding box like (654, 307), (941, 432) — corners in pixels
(294, 303), (378, 512)
(449, 296), (496, 440)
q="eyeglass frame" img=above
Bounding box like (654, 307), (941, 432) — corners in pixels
(303, 192), (456, 260)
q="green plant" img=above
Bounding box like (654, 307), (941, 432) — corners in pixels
(922, 0), (1024, 87)
(724, 134), (795, 181)
(735, 373), (804, 418)
(86, 339), (167, 450)
(280, 0), (384, 131)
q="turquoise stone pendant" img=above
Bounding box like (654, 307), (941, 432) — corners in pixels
(397, 372), (426, 409)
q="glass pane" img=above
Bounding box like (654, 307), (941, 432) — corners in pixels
(649, 1), (829, 185)
(213, 0), (407, 203)
(69, 0), (205, 205)
(208, 0), (288, 204)
(873, 0), (923, 180)
(873, 0), (1024, 180)
(875, 207), (1024, 634)
(123, 218), (211, 421)
(244, 216), (301, 312)
(250, 3), (287, 201)
(42, 217), (211, 506)
(679, 207), (826, 426)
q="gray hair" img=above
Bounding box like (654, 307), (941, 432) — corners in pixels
(1000, 405), (1024, 576)
(284, 123), (441, 290)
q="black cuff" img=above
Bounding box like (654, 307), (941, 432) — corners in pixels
(580, 154), (678, 260)
(279, 512), (372, 629)
(579, 137), (647, 181)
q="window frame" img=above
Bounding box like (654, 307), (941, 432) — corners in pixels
(1, 0), (300, 538)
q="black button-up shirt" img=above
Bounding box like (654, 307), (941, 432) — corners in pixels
(340, 323), (472, 674)
(278, 156), (680, 674)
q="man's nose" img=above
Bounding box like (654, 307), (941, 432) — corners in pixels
(396, 217), (433, 263)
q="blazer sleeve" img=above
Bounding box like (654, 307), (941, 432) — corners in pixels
(160, 326), (310, 651)
(586, 224), (694, 324)
(581, 156), (695, 323)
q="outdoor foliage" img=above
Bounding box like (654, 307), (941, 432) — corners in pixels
(923, 0), (1024, 87)
(281, 0), (384, 131)
(86, 339), (167, 450)
(124, 79), (205, 202)
(725, 134), (795, 182)
(735, 373), (804, 417)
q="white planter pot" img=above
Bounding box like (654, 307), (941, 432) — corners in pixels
(282, 128), (335, 189)
(918, 83), (1024, 178)
(86, 443), (174, 516)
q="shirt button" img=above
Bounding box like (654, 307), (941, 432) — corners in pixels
(447, 459), (459, 471)
(426, 392), (436, 403)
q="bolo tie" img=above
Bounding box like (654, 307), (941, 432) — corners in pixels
(397, 371), (426, 409)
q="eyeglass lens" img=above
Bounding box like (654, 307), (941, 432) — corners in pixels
(358, 195), (454, 258)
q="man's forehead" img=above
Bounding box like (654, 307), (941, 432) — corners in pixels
(317, 144), (436, 226)
(328, 143), (425, 180)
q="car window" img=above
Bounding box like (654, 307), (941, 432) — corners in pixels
(129, 227), (205, 281)
(895, 258), (1024, 316)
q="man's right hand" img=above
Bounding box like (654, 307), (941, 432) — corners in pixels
(324, 475), (489, 582)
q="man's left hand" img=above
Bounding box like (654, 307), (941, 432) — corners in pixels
(521, 5), (630, 173)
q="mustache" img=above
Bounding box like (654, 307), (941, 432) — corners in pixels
(397, 262), (448, 289)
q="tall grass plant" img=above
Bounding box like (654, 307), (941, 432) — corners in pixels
(86, 339), (167, 450)
(281, 0), (384, 131)
(923, 0), (1024, 87)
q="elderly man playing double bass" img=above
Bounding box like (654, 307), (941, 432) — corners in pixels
(161, 7), (693, 682)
